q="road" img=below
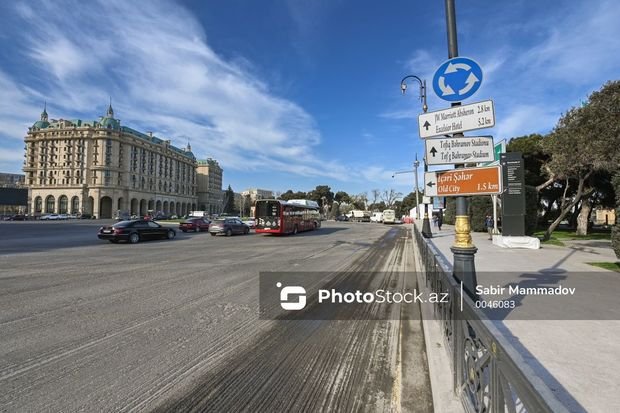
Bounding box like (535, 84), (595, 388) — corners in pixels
(0, 220), (432, 412)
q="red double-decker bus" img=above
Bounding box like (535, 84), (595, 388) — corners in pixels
(255, 199), (321, 235)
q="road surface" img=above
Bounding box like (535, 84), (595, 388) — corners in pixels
(0, 220), (432, 412)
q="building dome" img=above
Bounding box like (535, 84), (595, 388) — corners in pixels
(32, 120), (50, 129)
(33, 102), (50, 128)
(100, 117), (120, 129)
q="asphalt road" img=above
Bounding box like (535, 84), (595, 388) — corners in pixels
(0, 220), (432, 412)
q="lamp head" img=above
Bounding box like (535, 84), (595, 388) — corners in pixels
(400, 83), (407, 95)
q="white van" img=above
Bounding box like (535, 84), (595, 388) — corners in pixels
(383, 209), (396, 224)
(370, 212), (383, 223)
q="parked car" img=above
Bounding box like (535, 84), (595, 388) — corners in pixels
(58, 214), (69, 220)
(335, 215), (349, 222)
(179, 217), (211, 232)
(40, 214), (60, 220)
(98, 220), (176, 244)
(208, 218), (250, 236)
(242, 218), (256, 229)
(5, 214), (27, 221)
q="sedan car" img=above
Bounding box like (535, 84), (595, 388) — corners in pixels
(98, 220), (176, 244)
(5, 214), (27, 221)
(179, 217), (211, 232)
(242, 218), (256, 229)
(40, 214), (59, 220)
(208, 218), (250, 236)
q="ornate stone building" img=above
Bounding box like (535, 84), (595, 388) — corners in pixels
(24, 104), (198, 218)
(196, 158), (224, 214)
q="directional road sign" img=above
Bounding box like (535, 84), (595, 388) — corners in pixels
(425, 136), (494, 165)
(418, 100), (495, 138)
(424, 166), (502, 197)
(432, 57), (483, 102)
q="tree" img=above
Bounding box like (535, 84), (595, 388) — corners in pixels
(334, 191), (351, 204)
(350, 192), (368, 210)
(381, 189), (402, 208)
(279, 190), (307, 200)
(400, 191), (422, 217)
(330, 201), (340, 219)
(307, 185), (334, 210)
(538, 81), (620, 240)
(223, 185), (236, 214)
(468, 196), (493, 232)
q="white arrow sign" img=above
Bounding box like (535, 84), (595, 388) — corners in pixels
(418, 99), (495, 139)
(425, 136), (495, 165)
(424, 173), (438, 197)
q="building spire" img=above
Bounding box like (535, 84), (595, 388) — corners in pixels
(41, 101), (48, 122)
(106, 97), (114, 118)
(186, 139), (192, 152)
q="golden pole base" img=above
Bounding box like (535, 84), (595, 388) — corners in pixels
(454, 214), (474, 248)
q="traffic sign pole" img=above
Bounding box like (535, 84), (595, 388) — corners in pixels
(444, 0), (477, 299)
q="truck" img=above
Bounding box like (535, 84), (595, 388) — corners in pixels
(349, 210), (371, 222)
(370, 212), (383, 223)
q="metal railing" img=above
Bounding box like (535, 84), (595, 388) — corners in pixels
(412, 224), (569, 413)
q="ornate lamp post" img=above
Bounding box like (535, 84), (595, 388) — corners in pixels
(400, 75), (432, 238)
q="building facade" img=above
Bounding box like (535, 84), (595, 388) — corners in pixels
(24, 104), (198, 218)
(0, 173), (25, 187)
(240, 188), (274, 217)
(196, 158), (224, 215)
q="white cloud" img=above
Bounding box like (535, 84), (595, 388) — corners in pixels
(495, 104), (559, 139)
(0, 0), (335, 180)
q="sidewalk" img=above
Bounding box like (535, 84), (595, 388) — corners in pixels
(418, 223), (620, 412)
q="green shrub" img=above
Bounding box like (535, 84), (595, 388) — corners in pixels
(443, 197), (456, 225)
(468, 196), (493, 232)
(612, 173), (620, 259)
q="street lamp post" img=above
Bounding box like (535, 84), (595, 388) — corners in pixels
(413, 155), (420, 218)
(400, 75), (432, 238)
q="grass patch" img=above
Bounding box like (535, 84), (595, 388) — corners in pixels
(587, 262), (620, 272)
(534, 229), (611, 241)
(541, 238), (565, 247)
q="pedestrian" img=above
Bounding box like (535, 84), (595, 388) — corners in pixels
(485, 214), (494, 240)
(437, 209), (443, 231)
(432, 214), (438, 228)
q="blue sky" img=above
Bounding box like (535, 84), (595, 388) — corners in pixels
(0, 0), (618, 197)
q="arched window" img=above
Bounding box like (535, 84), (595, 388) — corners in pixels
(59, 195), (68, 214)
(71, 196), (80, 214)
(45, 195), (55, 213)
(35, 196), (42, 213)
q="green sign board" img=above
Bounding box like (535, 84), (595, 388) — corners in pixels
(480, 139), (506, 166)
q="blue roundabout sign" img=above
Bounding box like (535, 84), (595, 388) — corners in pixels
(432, 57), (483, 102)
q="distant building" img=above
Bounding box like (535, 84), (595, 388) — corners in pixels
(0, 173), (25, 187)
(241, 188), (274, 202)
(239, 188), (273, 217)
(23, 104), (198, 218)
(196, 158), (224, 214)
(594, 208), (616, 226)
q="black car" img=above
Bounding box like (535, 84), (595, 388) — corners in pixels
(335, 215), (349, 221)
(98, 220), (176, 244)
(5, 214), (27, 221)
